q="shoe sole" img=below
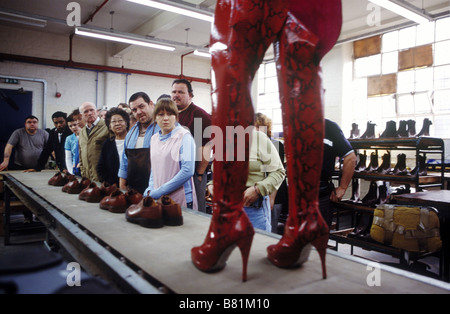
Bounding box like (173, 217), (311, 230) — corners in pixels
(163, 216), (183, 226)
(126, 216), (164, 228)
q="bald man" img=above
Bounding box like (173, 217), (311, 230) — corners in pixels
(78, 102), (110, 181)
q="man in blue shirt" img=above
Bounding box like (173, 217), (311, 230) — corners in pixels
(118, 92), (160, 194)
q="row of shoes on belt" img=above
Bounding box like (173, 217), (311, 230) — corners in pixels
(48, 172), (183, 228)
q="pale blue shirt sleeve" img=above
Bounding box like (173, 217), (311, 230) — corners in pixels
(145, 133), (195, 199)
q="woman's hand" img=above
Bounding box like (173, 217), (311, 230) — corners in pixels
(243, 185), (260, 207)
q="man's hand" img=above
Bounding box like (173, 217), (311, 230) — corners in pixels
(330, 186), (346, 203)
(0, 161), (8, 171)
(24, 169), (37, 173)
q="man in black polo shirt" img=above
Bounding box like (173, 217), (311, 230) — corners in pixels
(31, 111), (72, 173)
(320, 119), (356, 227)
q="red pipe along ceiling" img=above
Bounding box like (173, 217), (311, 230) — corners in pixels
(0, 53), (211, 85)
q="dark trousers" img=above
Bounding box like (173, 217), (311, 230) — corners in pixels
(319, 194), (333, 228)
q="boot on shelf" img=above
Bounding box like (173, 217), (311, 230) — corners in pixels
(349, 179), (360, 203)
(360, 121), (376, 139)
(376, 152), (391, 174)
(411, 155), (427, 176)
(397, 120), (408, 137)
(349, 123), (360, 139)
(380, 120), (397, 138)
(377, 183), (389, 205)
(361, 181), (379, 207)
(392, 153), (409, 175)
(407, 119), (416, 137)
(355, 152), (367, 172)
(417, 118), (432, 137)
(365, 152), (379, 172)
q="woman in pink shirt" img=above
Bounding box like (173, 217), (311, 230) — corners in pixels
(144, 98), (197, 210)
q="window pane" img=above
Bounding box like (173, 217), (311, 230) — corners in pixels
(433, 116), (449, 138)
(398, 94), (414, 115)
(434, 90), (450, 113)
(272, 108), (282, 125)
(414, 93), (432, 114)
(367, 97), (383, 120)
(436, 17), (450, 41)
(416, 21), (435, 46)
(258, 78), (265, 95)
(354, 54), (381, 77)
(382, 31), (399, 52)
(397, 71), (415, 94)
(381, 95), (397, 117)
(382, 52), (398, 74)
(415, 68), (433, 92)
(265, 76), (279, 93)
(265, 62), (277, 77)
(434, 65), (450, 90)
(399, 26), (416, 49)
(435, 40), (450, 65)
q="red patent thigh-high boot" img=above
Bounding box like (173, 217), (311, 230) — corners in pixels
(267, 13), (329, 279)
(191, 0), (288, 282)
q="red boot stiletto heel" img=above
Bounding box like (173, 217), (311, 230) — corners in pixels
(191, 205), (255, 282)
(267, 211), (329, 278)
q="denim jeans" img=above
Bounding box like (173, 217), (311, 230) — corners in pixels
(244, 195), (271, 232)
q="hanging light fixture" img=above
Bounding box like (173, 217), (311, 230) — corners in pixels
(368, 0), (432, 24)
(127, 0), (214, 22)
(75, 26), (176, 51)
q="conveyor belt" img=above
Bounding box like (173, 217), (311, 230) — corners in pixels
(3, 171), (450, 294)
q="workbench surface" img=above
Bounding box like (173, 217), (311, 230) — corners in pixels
(4, 171), (450, 294)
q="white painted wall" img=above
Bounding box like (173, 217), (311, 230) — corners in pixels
(0, 24), (213, 129)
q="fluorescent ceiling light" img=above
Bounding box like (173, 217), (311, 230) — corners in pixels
(75, 27), (176, 51)
(369, 0), (432, 24)
(0, 10), (47, 28)
(127, 0), (214, 22)
(194, 49), (211, 58)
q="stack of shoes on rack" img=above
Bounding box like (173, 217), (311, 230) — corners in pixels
(354, 153), (367, 172)
(392, 153), (409, 175)
(411, 155), (428, 176)
(364, 152), (379, 172)
(349, 118), (432, 139)
(353, 152), (428, 177)
(376, 152), (391, 174)
(349, 123), (360, 139)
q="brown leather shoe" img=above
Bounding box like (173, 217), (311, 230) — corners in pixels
(160, 195), (183, 226)
(80, 177), (91, 189)
(67, 179), (84, 194)
(100, 190), (128, 213)
(48, 172), (67, 186)
(126, 196), (163, 228)
(125, 189), (143, 206)
(79, 182), (103, 203)
(62, 175), (77, 193)
(100, 182), (118, 197)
